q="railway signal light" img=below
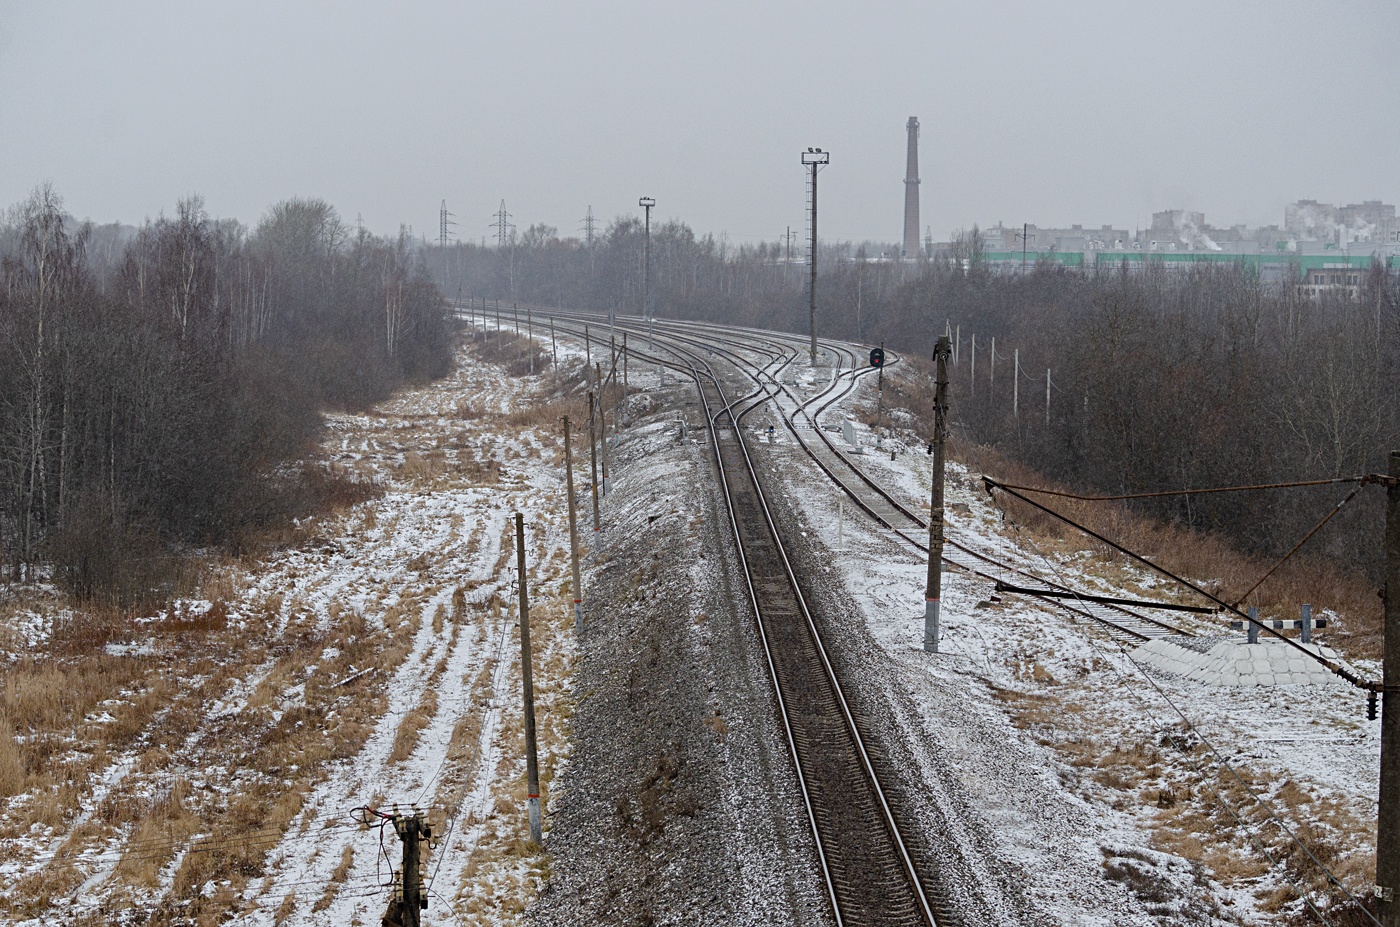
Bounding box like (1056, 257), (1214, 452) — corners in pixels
(869, 347), (885, 368)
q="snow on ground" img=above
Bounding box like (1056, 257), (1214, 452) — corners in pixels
(0, 339), (578, 926)
(772, 365), (1381, 925)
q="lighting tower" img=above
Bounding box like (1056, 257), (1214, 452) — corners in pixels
(802, 148), (829, 366)
(903, 116), (920, 260)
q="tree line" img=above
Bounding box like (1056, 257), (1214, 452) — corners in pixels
(0, 187), (453, 604)
(429, 218), (1400, 580)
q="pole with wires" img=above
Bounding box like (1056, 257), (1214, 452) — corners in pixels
(597, 362), (609, 496)
(368, 806), (429, 927)
(588, 392), (600, 533)
(515, 513), (543, 846)
(923, 335), (951, 652)
(1013, 348), (1019, 418)
(564, 416), (583, 631)
(1379, 449), (1400, 923)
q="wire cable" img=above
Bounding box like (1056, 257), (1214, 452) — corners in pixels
(984, 477), (1376, 690)
(962, 441), (1371, 925)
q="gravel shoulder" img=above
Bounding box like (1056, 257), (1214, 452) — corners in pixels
(529, 386), (830, 927)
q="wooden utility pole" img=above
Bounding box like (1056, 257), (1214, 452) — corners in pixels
(597, 362), (609, 496)
(387, 810), (430, 927)
(1379, 450), (1400, 923)
(515, 513), (543, 845)
(923, 335), (951, 652)
(588, 392), (600, 533)
(564, 416), (583, 631)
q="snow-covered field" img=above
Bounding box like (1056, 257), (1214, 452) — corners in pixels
(1, 320), (1384, 926)
(0, 339), (578, 925)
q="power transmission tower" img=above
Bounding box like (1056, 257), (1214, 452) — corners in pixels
(492, 200), (515, 247)
(581, 205), (598, 246)
(438, 200), (456, 249)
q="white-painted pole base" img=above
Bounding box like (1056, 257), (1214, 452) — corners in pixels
(574, 600), (583, 632)
(923, 598), (940, 652)
(527, 796), (542, 844)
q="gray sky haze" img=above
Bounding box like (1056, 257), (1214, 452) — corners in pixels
(3, 1), (1397, 243)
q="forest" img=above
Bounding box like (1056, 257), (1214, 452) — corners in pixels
(428, 219), (1400, 583)
(0, 187), (454, 604)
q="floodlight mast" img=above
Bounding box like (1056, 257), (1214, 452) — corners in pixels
(801, 148), (829, 366)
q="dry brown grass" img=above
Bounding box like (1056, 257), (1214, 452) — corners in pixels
(997, 670), (1375, 918)
(389, 686), (440, 765)
(950, 439), (1383, 659)
(113, 778), (200, 887)
(311, 845), (355, 912)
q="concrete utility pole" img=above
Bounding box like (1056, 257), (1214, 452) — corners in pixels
(388, 810), (430, 927)
(640, 196), (656, 324)
(1013, 348), (1019, 417)
(970, 334), (976, 397)
(802, 147), (829, 366)
(588, 392), (601, 533)
(564, 416), (583, 631)
(990, 336), (996, 396)
(1045, 368), (1052, 427)
(550, 318), (558, 374)
(584, 324), (591, 378)
(622, 332), (628, 388)
(924, 335), (952, 652)
(1379, 450), (1400, 923)
(515, 513), (543, 845)
(528, 308), (535, 375)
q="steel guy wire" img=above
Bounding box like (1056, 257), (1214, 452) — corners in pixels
(966, 439), (1376, 925)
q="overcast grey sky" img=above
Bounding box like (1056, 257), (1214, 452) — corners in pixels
(3, 1), (1397, 244)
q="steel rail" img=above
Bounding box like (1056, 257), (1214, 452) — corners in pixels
(529, 310), (940, 925)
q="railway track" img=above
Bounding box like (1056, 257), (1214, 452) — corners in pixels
(560, 310), (1196, 643)
(690, 349), (941, 927)
(461, 305), (1198, 921)
(507, 309), (943, 926)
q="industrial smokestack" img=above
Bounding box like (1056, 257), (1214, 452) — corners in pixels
(903, 116), (921, 260)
